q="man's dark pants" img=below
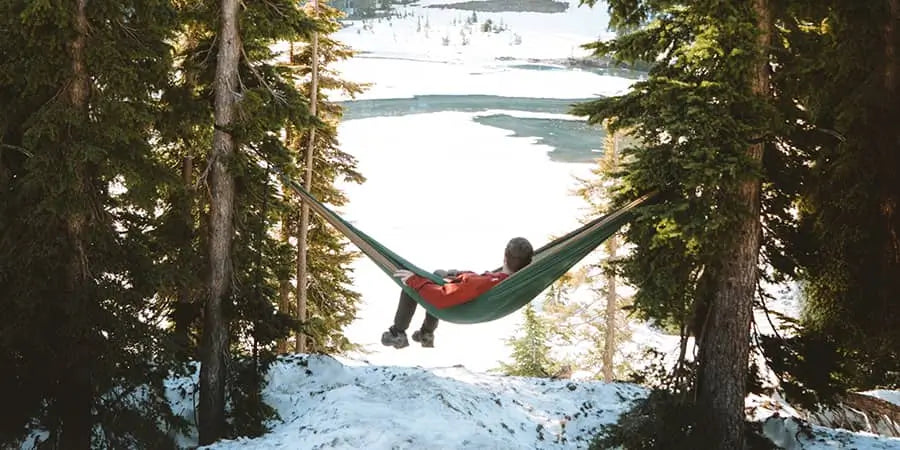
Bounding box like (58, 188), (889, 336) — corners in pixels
(390, 269), (460, 334)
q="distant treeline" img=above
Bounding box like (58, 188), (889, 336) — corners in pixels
(426, 0), (568, 14)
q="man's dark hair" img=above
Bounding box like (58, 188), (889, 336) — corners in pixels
(504, 237), (534, 272)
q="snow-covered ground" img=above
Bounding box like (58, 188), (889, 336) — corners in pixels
(181, 355), (646, 449)
(864, 391), (900, 407)
(163, 355), (900, 450)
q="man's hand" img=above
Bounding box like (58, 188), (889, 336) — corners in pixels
(393, 269), (415, 283)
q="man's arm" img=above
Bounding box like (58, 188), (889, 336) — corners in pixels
(405, 272), (502, 309)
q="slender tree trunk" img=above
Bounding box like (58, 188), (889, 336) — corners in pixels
(199, 0), (240, 444)
(277, 43), (296, 354)
(59, 0), (94, 447)
(278, 229), (292, 354)
(695, 1), (771, 448)
(173, 32), (200, 355)
(296, 0), (319, 354)
(601, 133), (620, 382)
(174, 155), (194, 350)
(602, 234), (618, 382)
(277, 127), (293, 354)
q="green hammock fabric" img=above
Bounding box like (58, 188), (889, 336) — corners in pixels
(282, 174), (654, 324)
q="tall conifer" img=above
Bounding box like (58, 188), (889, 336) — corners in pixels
(0, 0), (183, 447)
(574, 1), (776, 446)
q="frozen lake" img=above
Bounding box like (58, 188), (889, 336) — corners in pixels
(340, 95), (606, 162)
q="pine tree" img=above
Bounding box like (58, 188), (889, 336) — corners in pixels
(573, 125), (635, 381)
(0, 0), (183, 447)
(573, 1), (776, 447)
(499, 304), (559, 377)
(198, 0), (242, 442)
(155, 20), (213, 363)
(540, 127), (636, 382)
(163, 0), (318, 443)
(294, 0), (320, 355)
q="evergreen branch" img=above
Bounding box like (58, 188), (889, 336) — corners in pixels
(115, 19), (142, 42)
(195, 153), (214, 191)
(755, 284), (785, 342)
(749, 318), (780, 391)
(262, 0), (289, 19)
(815, 127), (846, 142)
(201, 34), (218, 69)
(241, 45), (287, 104)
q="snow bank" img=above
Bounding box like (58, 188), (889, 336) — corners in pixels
(193, 354), (646, 449)
(157, 356), (900, 450)
(864, 390), (900, 408)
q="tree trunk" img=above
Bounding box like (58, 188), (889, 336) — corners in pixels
(602, 132), (620, 383)
(296, 0), (319, 354)
(277, 43), (296, 355)
(199, 0), (240, 444)
(278, 137), (292, 354)
(59, 0), (94, 447)
(278, 252), (291, 354)
(174, 155), (194, 351)
(602, 234), (618, 382)
(695, 1), (771, 448)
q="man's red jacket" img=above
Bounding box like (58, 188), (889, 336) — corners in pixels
(405, 271), (509, 309)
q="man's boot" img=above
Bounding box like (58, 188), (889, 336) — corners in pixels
(412, 329), (434, 348)
(381, 327), (409, 349)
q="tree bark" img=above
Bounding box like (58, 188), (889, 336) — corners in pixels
(695, 1), (771, 448)
(296, 0), (319, 354)
(59, 0), (94, 447)
(199, 0), (240, 444)
(278, 247), (291, 354)
(602, 133), (620, 383)
(174, 155), (194, 351)
(603, 234), (618, 382)
(278, 143), (293, 354)
(277, 43), (296, 355)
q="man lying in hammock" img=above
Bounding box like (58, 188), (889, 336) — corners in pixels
(381, 237), (534, 349)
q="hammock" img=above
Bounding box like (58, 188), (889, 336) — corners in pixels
(282, 175), (654, 324)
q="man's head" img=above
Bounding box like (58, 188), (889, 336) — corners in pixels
(503, 237), (534, 273)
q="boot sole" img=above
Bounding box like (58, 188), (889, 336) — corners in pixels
(381, 333), (409, 349)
